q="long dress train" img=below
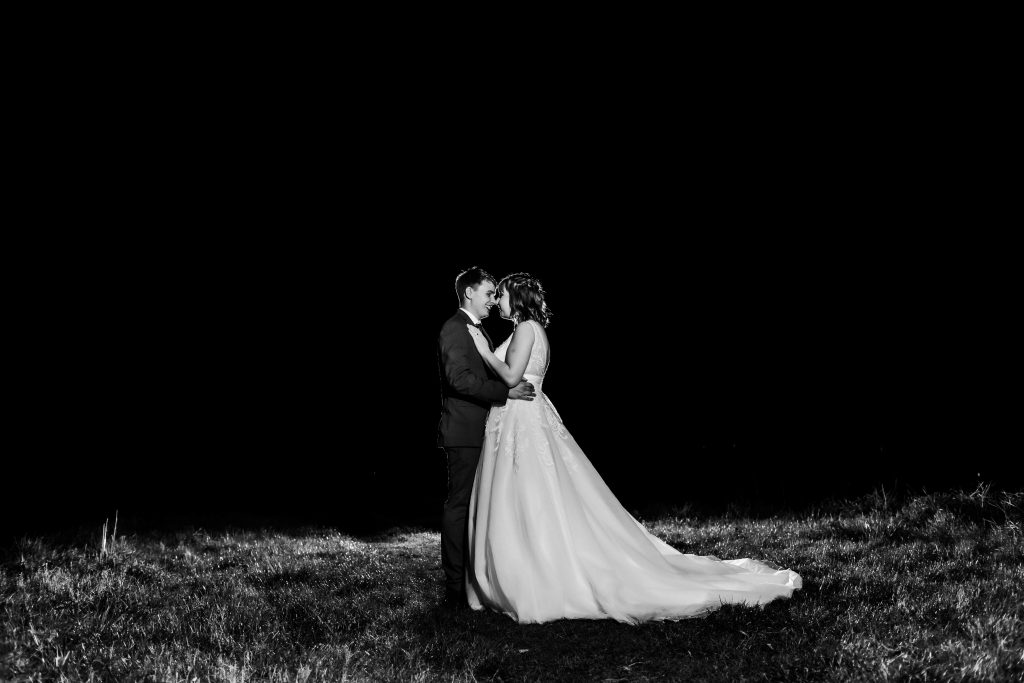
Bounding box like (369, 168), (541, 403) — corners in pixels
(466, 320), (802, 625)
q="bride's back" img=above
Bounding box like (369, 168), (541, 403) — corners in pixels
(495, 319), (550, 387)
(523, 319), (549, 381)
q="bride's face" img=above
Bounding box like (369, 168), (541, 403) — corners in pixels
(498, 287), (513, 320)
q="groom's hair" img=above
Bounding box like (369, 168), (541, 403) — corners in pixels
(498, 272), (552, 328)
(455, 266), (496, 304)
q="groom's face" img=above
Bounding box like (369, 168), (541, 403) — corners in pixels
(465, 280), (497, 320)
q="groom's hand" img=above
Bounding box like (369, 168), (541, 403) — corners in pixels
(508, 380), (535, 401)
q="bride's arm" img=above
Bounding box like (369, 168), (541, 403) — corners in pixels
(468, 323), (535, 388)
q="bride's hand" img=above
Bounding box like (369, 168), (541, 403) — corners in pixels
(467, 324), (489, 353)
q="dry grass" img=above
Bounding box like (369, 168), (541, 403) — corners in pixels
(2, 485), (1022, 681)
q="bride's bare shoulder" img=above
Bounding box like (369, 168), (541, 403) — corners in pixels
(511, 321), (536, 342)
(503, 321), (531, 351)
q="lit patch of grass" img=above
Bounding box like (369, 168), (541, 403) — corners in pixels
(2, 485), (1021, 681)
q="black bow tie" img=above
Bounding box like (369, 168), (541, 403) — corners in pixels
(471, 321), (493, 351)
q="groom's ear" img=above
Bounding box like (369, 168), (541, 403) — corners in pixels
(463, 286), (475, 301)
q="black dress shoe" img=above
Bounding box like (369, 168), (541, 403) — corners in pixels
(443, 589), (467, 611)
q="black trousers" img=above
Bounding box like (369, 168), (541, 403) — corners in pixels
(441, 446), (481, 595)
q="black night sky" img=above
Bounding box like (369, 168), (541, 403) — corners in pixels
(5, 71), (1016, 543)
(7, 225), (1016, 545)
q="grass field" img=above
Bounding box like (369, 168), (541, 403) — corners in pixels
(2, 485), (1022, 681)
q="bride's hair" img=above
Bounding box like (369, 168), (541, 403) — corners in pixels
(498, 273), (552, 328)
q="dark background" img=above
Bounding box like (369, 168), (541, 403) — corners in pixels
(7, 231), (1016, 544)
(5, 51), (1017, 543)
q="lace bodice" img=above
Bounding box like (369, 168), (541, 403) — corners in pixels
(487, 318), (568, 473)
(494, 319), (549, 387)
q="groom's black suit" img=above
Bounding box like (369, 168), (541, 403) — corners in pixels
(437, 309), (509, 601)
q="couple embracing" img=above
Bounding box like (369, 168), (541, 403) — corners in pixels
(437, 267), (801, 625)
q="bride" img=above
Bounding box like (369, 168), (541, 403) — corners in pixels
(464, 273), (802, 625)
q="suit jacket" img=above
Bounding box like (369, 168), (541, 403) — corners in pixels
(437, 310), (510, 447)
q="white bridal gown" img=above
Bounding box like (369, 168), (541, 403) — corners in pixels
(466, 320), (802, 625)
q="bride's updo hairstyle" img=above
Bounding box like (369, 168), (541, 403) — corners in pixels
(498, 272), (552, 328)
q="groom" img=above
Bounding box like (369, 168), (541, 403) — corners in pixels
(437, 266), (535, 611)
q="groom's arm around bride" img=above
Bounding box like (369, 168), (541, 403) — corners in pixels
(436, 311), (534, 447)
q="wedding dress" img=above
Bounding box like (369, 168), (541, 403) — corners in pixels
(466, 320), (802, 625)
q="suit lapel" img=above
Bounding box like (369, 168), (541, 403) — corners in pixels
(457, 309), (494, 353)
(480, 326), (494, 352)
